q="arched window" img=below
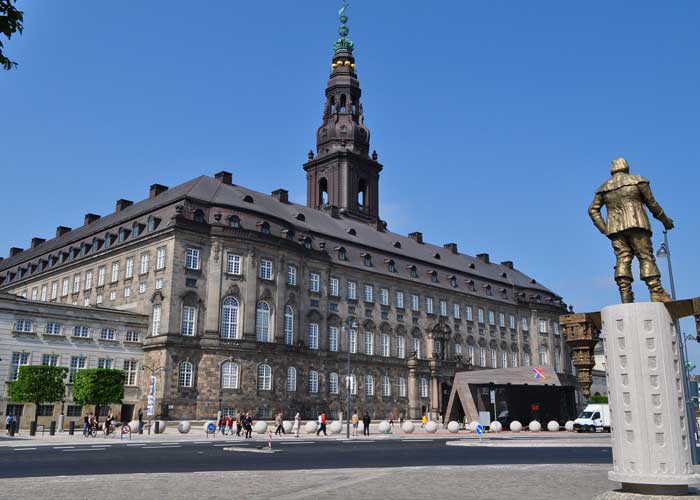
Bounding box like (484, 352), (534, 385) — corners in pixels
(363, 254), (372, 267)
(179, 361), (193, 388)
(228, 215), (241, 229)
(397, 377), (407, 398)
(255, 301), (271, 342)
(357, 179), (367, 208)
(339, 93), (347, 112)
(309, 370), (319, 393)
(303, 237), (312, 250)
(430, 271), (438, 283)
(286, 367), (297, 392)
(337, 247), (347, 261)
(387, 260), (396, 273)
(347, 374), (357, 395)
(318, 178), (329, 207)
(409, 265), (418, 279)
(259, 222), (271, 235)
(284, 305), (294, 345)
(329, 372), (339, 394)
(257, 364), (272, 391)
(539, 345), (549, 365)
(221, 361), (239, 389)
(221, 297), (239, 339)
(450, 276), (458, 288)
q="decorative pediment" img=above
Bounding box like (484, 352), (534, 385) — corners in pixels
(379, 321), (392, 334)
(259, 288), (273, 301)
(223, 284), (241, 297)
(150, 291), (164, 304)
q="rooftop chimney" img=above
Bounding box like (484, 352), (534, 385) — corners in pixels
(9, 247), (23, 257)
(476, 253), (490, 264)
(501, 261), (514, 269)
(149, 184), (169, 199)
(56, 226), (72, 237)
(84, 213), (101, 225)
(214, 171), (233, 185)
(271, 189), (289, 203)
(408, 232), (423, 244)
(443, 243), (458, 254)
(31, 238), (46, 248)
(115, 199), (133, 212)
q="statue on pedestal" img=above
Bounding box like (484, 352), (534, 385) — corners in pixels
(588, 157), (674, 303)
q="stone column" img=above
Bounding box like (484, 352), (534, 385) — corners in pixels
(602, 302), (700, 495)
(408, 356), (418, 419)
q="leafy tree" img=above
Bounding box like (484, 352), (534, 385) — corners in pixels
(589, 395), (608, 404)
(0, 0), (23, 70)
(8, 365), (68, 423)
(72, 369), (125, 407)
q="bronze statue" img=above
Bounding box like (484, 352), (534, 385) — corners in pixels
(588, 157), (674, 303)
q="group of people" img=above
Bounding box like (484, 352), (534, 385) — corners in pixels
(217, 413), (254, 438)
(4, 415), (18, 435)
(82, 411), (116, 437)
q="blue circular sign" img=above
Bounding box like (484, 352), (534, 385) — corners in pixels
(476, 424), (485, 435)
(207, 423), (216, 433)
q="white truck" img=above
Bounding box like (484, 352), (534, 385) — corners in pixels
(574, 404), (611, 433)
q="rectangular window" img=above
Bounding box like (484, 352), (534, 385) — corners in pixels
(308, 323), (319, 350)
(420, 378), (429, 398)
(396, 291), (404, 309)
(524, 352), (531, 366)
(69, 356), (86, 382)
(466, 306), (473, 321)
(61, 278), (69, 297)
(100, 328), (115, 340)
(347, 374), (357, 395)
(98, 358), (113, 369)
(10, 352), (30, 380)
(329, 326), (339, 352)
(37, 405), (54, 417)
(259, 259), (273, 280)
(439, 300), (447, 317)
(330, 277), (339, 297)
(125, 331), (140, 342)
(411, 294), (419, 311)
(182, 306), (197, 336)
(347, 281), (357, 300)
(454, 343), (462, 356)
(380, 288), (389, 306)
(124, 360), (138, 385)
(139, 282), (147, 294)
(83, 298), (90, 307)
(479, 348), (486, 367)
(397, 336), (405, 359)
(509, 314), (516, 329)
(381, 334), (390, 357)
(364, 285), (373, 303)
(185, 248), (200, 270)
(96, 294), (103, 304)
(511, 351), (518, 368)
(365, 375), (374, 396)
(40, 285), (48, 301)
(553, 322), (560, 335)
(227, 254), (241, 275)
(66, 405), (82, 417)
(382, 376), (391, 397)
(349, 328), (357, 353)
(45, 322), (62, 335)
(329, 374), (339, 394)
(453, 303), (461, 319)
(140, 253), (150, 274)
(477, 308), (484, 324)
(309, 272), (320, 292)
(502, 350), (508, 368)
(499, 313), (506, 328)
(50, 281), (58, 300)
(364, 332), (373, 355)
(287, 265), (297, 285)
(14, 319), (33, 333)
(488, 310), (495, 325)
(125, 257), (134, 279)
(109, 290), (116, 301)
(152, 305), (161, 336)
(539, 319), (547, 334)
(97, 266), (106, 287)
(156, 247), (166, 270)
(124, 286), (132, 297)
(490, 349), (497, 368)
(83, 271), (92, 290)
(30, 288), (38, 301)
(521, 317), (529, 331)
(426, 298), (434, 314)
(554, 350), (561, 372)
(155, 278), (164, 290)
(398, 378), (407, 398)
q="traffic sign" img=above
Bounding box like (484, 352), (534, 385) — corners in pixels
(121, 424), (131, 434)
(489, 389), (496, 404)
(475, 423), (485, 435)
(207, 422), (216, 434)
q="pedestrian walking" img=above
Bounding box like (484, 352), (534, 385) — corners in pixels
(293, 412), (301, 438)
(244, 413), (253, 439)
(236, 414), (242, 437)
(219, 415), (226, 435)
(362, 412), (371, 436)
(83, 413), (91, 436)
(316, 412), (327, 436)
(226, 415), (234, 435)
(351, 412), (359, 437)
(421, 414), (428, 428)
(275, 412), (285, 436)
(389, 415), (394, 428)
(5, 415), (11, 435)
(137, 408), (144, 434)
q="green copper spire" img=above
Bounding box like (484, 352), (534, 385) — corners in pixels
(333, 2), (354, 53)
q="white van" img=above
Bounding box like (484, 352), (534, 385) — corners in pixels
(574, 404), (611, 433)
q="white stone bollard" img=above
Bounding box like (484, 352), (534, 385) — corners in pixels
(178, 421), (191, 434)
(401, 421), (415, 434)
(128, 420), (139, 433)
(378, 421), (391, 433)
(564, 421), (575, 432)
(528, 420), (541, 432)
(154, 420), (166, 434)
(305, 421), (318, 434)
(283, 421), (293, 434)
(425, 421), (438, 433)
(253, 421), (267, 434)
(547, 421), (560, 432)
(489, 421), (502, 433)
(329, 421), (342, 434)
(468, 421), (480, 432)
(603, 302), (700, 492)
(447, 421), (460, 433)
(510, 421), (522, 433)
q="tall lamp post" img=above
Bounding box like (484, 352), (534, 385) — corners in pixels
(141, 364), (169, 435)
(657, 230), (699, 463)
(343, 318), (358, 439)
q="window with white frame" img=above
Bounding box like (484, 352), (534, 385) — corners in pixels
(553, 322), (560, 335)
(50, 281), (58, 300)
(330, 277), (339, 296)
(69, 355), (86, 382)
(73, 274), (80, 294)
(140, 253), (150, 274)
(539, 345), (548, 365)
(380, 334), (390, 357)
(84, 270), (92, 290)
(329, 372), (339, 394)
(257, 364), (272, 390)
(396, 291), (404, 309)
(84, 298), (90, 306)
(45, 322), (62, 335)
(284, 305), (294, 345)
(554, 349), (561, 371)
(226, 254), (241, 275)
(125, 257), (134, 279)
(365, 375), (374, 396)
(467, 345), (475, 364)
(419, 377), (429, 398)
(501, 350), (508, 368)
(256, 302), (271, 342)
(453, 303), (460, 319)
(125, 330), (140, 342)
(382, 376), (391, 397)
(347, 281), (357, 300)
(97, 266), (106, 287)
(413, 337), (421, 359)
(488, 311), (495, 325)
(309, 272), (320, 292)
(14, 319), (32, 333)
(185, 248), (200, 270)
(221, 361), (239, 389)
(454, 343), (463, 356)
(259, 259), (273, 280)
(139, 282), (147, 294)
(511, 351), (518, 368)
(539, 319), (548, 334)
(61, 277), (69, 297)
(73, 325), (90, 338)
(349, 328), (357, 353)
(31, 288), (38, 301)
(41, 354), (58, 366)
(499, 313), (506, 328)
(439, 300), (447, 316)
(347, 374), (357, 395)
(426, 297), (434, 314)
(109, 290), (116, 301)
(364, 332), (373, 355)
(40, 284), (48, 301)
(309, 370), (319, 393)
(156, 247), (166, 270)
(10, 352), (29, 381)
(477, 308), (484, 324)
(182, 305), (197, 336)
(490, 349), (497, 368)
(364, 284), (373, 303)
(98, 358), (113, 369)
(287, 265), (296, 285)
(96, 294), (103, 304)
(411, 294), (419, 311)
(151, 305), (161, 336)
(155, 279), (163, 290)
(466, 306), (473, 321)
(100, 328), (115, 340)
(124, 360), (138, 385)
(111, 262), (120, 283)
(397, 336), (405, 358)
(509, 314), (516, 329)
(398, 377), (407, 397)
(329, 326), (339, 352)
(309, 323), (319, 350)
(524, 351), (531, 366)
(521, 317), (529, 331)
(380, 288), (389, 306)
(479, 347), (486, 367)
(179, 361), (193, 387)
(286, 367), (297, 392)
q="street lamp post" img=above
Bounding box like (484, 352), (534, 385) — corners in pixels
(344, 318), (358, 439)
(657, 230), (699, 463)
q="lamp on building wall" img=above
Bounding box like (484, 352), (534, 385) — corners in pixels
(343, 317), (359, 439)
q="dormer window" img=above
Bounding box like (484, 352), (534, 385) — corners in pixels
(385, 259), (396, 273)
(303, 237), (313, 250)
(104, 233), (114, 249)
(118, 228), (129, 243)
(69, 247), (78, 260)
(347, 228), (357, 236)
(48, 255), (57, 268)
(283, 228), (295, 241)
(80, 243), (90, 256)
(469, 263), (476, 269)
(243, 195), (254, 204)
(147, 216), (160, 233)
(449, 275), (458, 288)
(393, 241), (402, 249)
(483, 284), (493, 296)
(335, 246), (347, 261)
(429, 271), (438, 283)
(193, 209), (205, 223)
(91, 238), (102, 253)
(501, 272), (508, 278)
(466, 280), (476, 292)
(362, 253), (372, 267)
(407, 265), (418, 278)
(433, 253), (441, 260)
(295, 213), (306, 222)
(58, 252), (66, 264)
(132, 222), (143, 238)
(500, 288), (508, 299)
(228, 215), (241, 228)
(258, 222), (271, 235)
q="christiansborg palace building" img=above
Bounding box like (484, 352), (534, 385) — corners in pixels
(0, 12), (571, 422)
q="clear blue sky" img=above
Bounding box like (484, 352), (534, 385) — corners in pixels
(2, 1), (700, 362)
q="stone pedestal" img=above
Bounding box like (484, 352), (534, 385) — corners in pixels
(602, 302), (700, 494)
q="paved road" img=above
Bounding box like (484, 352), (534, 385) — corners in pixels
(0, 438), (612, 479)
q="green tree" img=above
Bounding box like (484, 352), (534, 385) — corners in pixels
(72, 369), (125, 408)
(589, 395), (609, 404)
(0, 0), (23, 70)
(8, 365), (68, 424)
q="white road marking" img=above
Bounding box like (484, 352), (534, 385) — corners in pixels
(141, 445), (182, 449)
(275, 441), (314, 445)
(13, 448), (37, 451)
(63, 448), (106, 452)
(52, 446), (75, 449)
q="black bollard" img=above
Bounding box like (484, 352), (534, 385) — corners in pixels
(154, 421), (160, 434)
(49, 421), (56, 436)
(29, 421), (37, 436)
(68, 420), (75, 435)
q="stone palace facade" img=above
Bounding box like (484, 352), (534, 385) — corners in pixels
(0, 12), (569, 421)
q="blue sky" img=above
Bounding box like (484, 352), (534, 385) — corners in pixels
(2, 1), (699, 362)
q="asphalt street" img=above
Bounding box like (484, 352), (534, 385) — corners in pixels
(0, 438), (612, 479)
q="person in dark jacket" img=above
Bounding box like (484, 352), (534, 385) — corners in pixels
(362, 412), (371, 436)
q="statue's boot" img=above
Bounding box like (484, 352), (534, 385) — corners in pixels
(645, 277), (672, 303)
(616, 277), (634, 304)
